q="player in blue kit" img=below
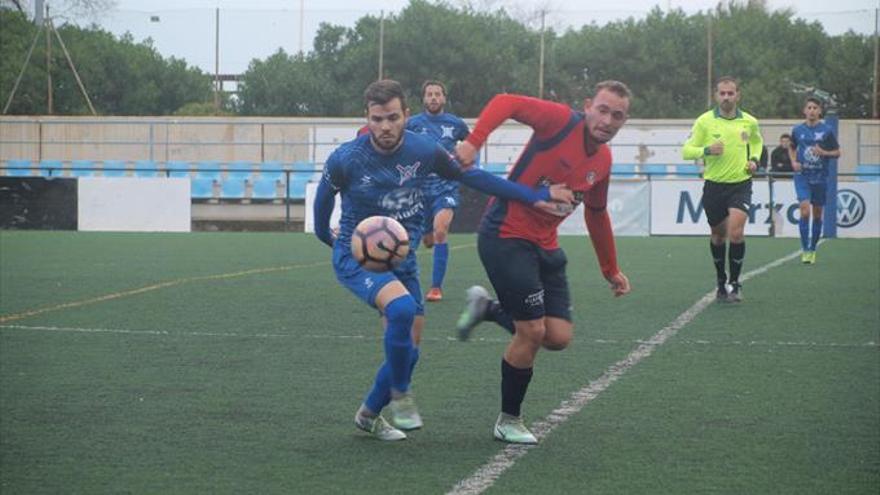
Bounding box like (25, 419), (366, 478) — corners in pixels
(313, 79), (572, 441)
(406, 80), (472, 302)
(789, 97), (841, 264)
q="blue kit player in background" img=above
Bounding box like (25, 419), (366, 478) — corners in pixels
(406, 80), (472, 302)
(313, 79), (572, 441)
(789, 96), (841, 264)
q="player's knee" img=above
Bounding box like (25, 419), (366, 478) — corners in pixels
(384, 295), (417, 344)
(543, 334), (572, 351)
(514, 320), (546, 347)
(434, 230), (448, 243)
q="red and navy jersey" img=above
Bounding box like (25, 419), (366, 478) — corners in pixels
(468, 95), (612, 251)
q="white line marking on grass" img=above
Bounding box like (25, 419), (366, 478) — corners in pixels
(1, 325), (875, 350)
(446, 248), (806, 495)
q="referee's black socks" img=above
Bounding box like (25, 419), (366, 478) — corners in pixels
(710, 241), (727, 284)
(728, 241), (745, 283)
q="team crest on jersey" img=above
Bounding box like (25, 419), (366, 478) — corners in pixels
(814, 131), (825, 140)
(740, 130), (749, 142)
(441, 125), (455, 139)
(396, 162), (421, 185)
(586, 171), (596, 185)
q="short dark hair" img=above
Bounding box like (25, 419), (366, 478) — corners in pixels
(715, 76), (739, 91)
(421, 80), (447, 97)
(364, 79), (407, 111)
(594, 80), (632, 100)
(805, 96), (823, 109)
(780, 133), (791, 140)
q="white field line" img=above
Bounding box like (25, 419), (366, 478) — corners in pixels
(445, 248), (811, 495)
(0, 323), (875, 350)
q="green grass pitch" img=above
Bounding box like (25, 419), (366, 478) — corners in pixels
(1, 231), (877, 494)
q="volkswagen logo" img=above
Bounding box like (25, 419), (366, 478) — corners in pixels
(836, 189), (866, 228)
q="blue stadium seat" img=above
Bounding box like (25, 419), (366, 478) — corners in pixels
(134, 160), (159, 178)
(287, 172), (314, 200)
(611, 163), (638, 178)
(38, 160), (62, 177)
(290, 161), (313, 172)
(4, 159), (32, 176)
(227, 161), (253, 180)
(251, 178), (280, 200)
(642, 164), (669, 177)
(673, 164), (702, 177)
(70, 160), (95, 177)
(220, 178), (247, 199)
(196, 161), (222, 180)
(483, 163), (508, 175)
(856, 164), (880, 182)
(101, 160), (128, 177)
(191, 177), (215, 199)
(166, 160), (190, 178)
(259, 161), (284, 181)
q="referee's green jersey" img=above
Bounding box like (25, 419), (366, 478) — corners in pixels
(682, 108), (763, 183)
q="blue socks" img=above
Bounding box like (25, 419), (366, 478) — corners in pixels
(364, 295), (418, 413)
(810, 219), (822, 251)
(799, 216), (823, 251)
(799, 217), (810, 251)
(432, 242), (449, 289)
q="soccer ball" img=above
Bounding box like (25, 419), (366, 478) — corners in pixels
(351, 216), (410, 272)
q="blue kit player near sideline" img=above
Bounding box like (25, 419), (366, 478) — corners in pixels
(406, 80), (473, 302)
(312, 79), (573, 441)
(789, 96), (841, 264)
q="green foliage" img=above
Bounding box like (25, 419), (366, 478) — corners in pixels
(2, 3), (874, 118)
(0, 9), (212, 115)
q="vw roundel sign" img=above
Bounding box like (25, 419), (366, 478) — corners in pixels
(837, 189), (866, 228)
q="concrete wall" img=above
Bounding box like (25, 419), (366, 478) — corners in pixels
(1, 116), (875, 173)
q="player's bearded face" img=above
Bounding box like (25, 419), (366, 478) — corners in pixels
(423, 85), (446, 114)
(367, 98), (408, 152)
(584, 90), (629, 144)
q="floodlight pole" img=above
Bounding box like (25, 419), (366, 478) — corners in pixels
(538, 10), (546, 99)
(378, 11), (385, 80)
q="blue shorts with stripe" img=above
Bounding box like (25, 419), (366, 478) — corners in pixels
(332, 244), (424, 315)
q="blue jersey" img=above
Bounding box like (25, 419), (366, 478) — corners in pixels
(407, 112), (470, 198)
(791, 121), (839, 184)
(319, 131), (465, 249)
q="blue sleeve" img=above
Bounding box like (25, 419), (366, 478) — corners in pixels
(431, 147), (548, 204)
(314, 157), (345, 247)
(824, 129), (839, 151)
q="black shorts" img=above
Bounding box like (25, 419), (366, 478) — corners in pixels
(477, 233), (571, 322)
(702, 180), (753, 227)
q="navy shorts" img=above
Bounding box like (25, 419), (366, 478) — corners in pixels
(702, 179), (753, 227)
(477, 233), (571, 322)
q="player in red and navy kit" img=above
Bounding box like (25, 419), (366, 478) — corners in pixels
(454, 81), (633, 444)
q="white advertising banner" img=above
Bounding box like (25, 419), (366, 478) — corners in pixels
(78, 177), (191, 232)
(558, 181), (649, 236)
(650, 179), (880, 238)
(304, 181), (340, 233)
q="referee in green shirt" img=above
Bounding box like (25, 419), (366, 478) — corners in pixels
(682, 76), (763, 302)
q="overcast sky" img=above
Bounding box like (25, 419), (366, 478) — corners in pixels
(56, 0), (880, 74)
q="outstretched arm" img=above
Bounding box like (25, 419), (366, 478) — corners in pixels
(456, 94), (573, 167)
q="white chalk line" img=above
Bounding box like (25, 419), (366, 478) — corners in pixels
(446, 247), (815, 495)
(1, 324), (874, 350)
